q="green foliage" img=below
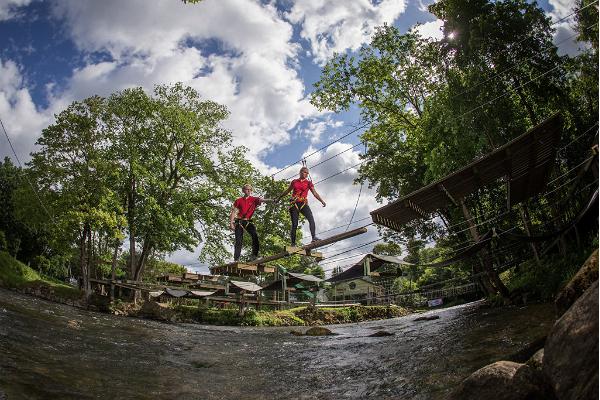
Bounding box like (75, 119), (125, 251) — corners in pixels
(169, 303), (410, 326)
(24, 83), (262, 284)
(504, 242), (598, 301)
(311, 0), (598, 293)
(0, 251), (81, 299)
(31, 255), (69, 280)
(143, 258), (186, 282)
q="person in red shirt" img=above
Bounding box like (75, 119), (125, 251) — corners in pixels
(276, 166), (326, 246)
(230, 184), (273, 261)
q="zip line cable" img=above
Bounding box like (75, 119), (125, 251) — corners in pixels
(270, 121), (369, 179)
(282, 142), (363, 181)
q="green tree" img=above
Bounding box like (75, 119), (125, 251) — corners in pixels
(28, 96), (124, 296)
(105, 83), (253, 281)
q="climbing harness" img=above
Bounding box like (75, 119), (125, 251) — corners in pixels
(289, 196), (308, 211)
(235, 218), (254, 233)
(289, 158), (312, 210)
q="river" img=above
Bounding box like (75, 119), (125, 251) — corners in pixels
(0, 288), (555, 399)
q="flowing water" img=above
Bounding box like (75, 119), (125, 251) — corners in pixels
(0, 288), (555, 399)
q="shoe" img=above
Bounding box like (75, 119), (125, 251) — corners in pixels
(311, 237), (321, 243)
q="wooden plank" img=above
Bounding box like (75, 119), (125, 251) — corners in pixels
(285, 246), (324, 259)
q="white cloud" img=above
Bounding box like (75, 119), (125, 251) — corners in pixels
(45, 0), (318, 172)
(413, 19), (443, 40)
(545, 0), (583, 56)
(0, 58), (52, 162)
(0, 0), (33, 21)
(286, 0), (407, 65)
(299, 117), (343, 144)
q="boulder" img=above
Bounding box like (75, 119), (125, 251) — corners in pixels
(304, 326), (335, 336)
(543, 280), (598, 400)
(526, 349), (544, 371)
(447, 360), (555, 400)
(555, 250), (598, 317)
(138, 301), (175, 322)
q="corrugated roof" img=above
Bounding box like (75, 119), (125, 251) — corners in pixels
(288, 272), (323, 282)
(370, 114), (562, 231)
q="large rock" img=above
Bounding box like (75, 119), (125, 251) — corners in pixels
(447, 360), (555, 400)
(555, 249), (598, 316)
(138, 301), (175, 322)
(543, 279), (599, 400)
(304, 326), (335, 336)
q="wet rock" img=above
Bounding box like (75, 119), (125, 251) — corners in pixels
(290, 330), (303, 336)
(67, 320), (82, 330)
(555, 249), (598, 317)
(368, 330), (394, 337)
(413, 315), (439, 321)
(543, 280), (598, 400)
(87, 293), (111, 312)
(304, 327), (335, 336)
(527, 349), (544, 371)
(507, 336), (546, 363)
(138, 301), (175, 322)
(447, 360), (555, 400)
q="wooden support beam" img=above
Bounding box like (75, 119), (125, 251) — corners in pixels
(437, 184), (458, 207)
(405, 199), (428, 219)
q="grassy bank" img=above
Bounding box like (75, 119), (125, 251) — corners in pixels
(172, 303), (411, 326)
(0, 251), (81, 300)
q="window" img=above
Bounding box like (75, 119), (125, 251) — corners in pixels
(348, 282), (356, 290)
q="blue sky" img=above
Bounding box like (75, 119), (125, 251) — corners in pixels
(0, 0), (580, 275)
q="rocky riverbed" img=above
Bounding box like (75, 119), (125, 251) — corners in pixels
(0, 288), (556, 399)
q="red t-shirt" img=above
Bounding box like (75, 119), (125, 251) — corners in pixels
(233, 196), (261, 219)
(291, 178), (314, 202)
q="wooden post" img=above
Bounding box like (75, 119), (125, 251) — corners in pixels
(519, 204), (540, 265)
(363, 256), (371, 277)
(461, 200), (509, 298)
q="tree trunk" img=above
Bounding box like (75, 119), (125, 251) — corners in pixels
(519, 204), (540, 265)
(128, 174), (136, 279)
(110, 239), (120, 302)
(79, 224), (91, 301)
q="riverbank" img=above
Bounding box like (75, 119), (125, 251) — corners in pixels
(0, 251), (416, 326)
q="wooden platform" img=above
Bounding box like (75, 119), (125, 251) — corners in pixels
(211, 262), (275, 276)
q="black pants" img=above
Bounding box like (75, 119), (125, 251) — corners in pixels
(234, 220), (259, 261)
(289, 202), (316, 245)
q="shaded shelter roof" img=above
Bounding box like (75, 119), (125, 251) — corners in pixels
(327, 253), (409, 283)
(261, 272), (323, 291)
(149, 288), (217, 298)
(229, 280), (263, 293)
(371, 114), (563, 232)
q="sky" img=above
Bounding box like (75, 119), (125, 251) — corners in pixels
(0, 0), (583, 276)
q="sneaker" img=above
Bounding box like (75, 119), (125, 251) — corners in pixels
(311, 237), (321, 243)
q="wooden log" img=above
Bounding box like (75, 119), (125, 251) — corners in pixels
(246, 226), (368, 265)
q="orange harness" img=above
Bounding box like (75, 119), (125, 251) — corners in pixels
(289, 196), (308, 211)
